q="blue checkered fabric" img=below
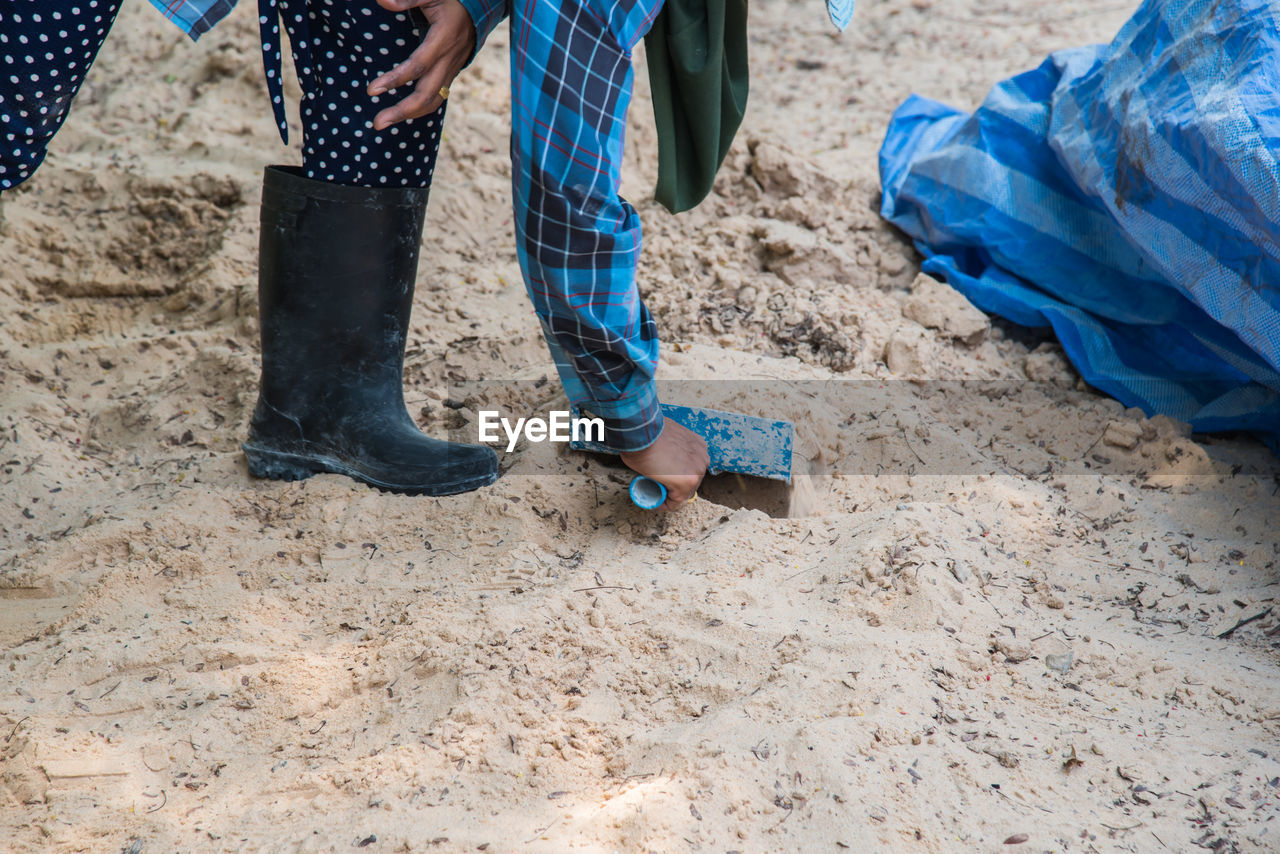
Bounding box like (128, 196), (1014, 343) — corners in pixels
(458, 0), (506, 58)
(505, 0), (666, 452)
(144, 0), (236, 38)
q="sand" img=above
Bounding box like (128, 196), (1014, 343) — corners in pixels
(3, 0), (1279, 851)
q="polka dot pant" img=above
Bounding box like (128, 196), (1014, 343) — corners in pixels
(270, 0), (447, 188)
(0, 0), (446, 191)
(0, 0), (122, 191)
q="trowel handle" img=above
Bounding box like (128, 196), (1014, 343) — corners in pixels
(628, 476), (667, 510)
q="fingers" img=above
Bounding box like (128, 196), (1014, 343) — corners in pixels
(369, 40), (453, 130)
(655, 466), (707, 511)
(367, 0), (476, 130)
(660, 477), (703, 511)
(368, 36), (438, 97)
(372, 74), (448, 130)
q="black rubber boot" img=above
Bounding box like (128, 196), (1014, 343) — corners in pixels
(242, 166), (498, 495)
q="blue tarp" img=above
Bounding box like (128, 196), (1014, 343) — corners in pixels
(879, 0), (1280, 451)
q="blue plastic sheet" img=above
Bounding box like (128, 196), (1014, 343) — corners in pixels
(879, 0), (1280, 451)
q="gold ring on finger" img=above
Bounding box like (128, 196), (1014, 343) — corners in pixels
(438, 85), (450, 100)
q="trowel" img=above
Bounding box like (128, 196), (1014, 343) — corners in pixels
(571, 403), (794, 509)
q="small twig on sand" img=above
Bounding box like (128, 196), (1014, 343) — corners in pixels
(5, 716), (30, 743)
(1216, 606), (1272, 639)
(144, 789), (167, 812)
(525, 818), (558, 843)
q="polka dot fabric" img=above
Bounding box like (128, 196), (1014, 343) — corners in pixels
(1, 0), (446, 192)
(266, 0), (447, 188)
(0, 0), (123, 191)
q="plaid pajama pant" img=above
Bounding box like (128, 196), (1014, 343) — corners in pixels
(498, 0), (666, 452)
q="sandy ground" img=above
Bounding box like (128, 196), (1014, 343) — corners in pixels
(3, 0), (1280, 851)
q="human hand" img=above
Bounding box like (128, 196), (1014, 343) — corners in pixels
(367, 0), (476, 131)
(619, 419), (709, 511)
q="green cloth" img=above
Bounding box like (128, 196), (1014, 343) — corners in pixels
(645, 0), (749, 214)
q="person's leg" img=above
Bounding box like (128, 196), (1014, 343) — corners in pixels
(278, 0), (446, 187)
(507, 0), (665, 453)
(0, 0), (124, 190)
(242, 0), (497, 495)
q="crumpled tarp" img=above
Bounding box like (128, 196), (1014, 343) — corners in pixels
(879, 0), (1280, 451)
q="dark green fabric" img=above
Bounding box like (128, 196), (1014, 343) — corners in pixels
(645, 0), (749, 214)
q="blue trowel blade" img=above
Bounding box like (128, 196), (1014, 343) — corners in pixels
(572, 403), (793, 483)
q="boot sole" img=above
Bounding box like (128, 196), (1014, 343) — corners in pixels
(242, 444), (498, 497)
